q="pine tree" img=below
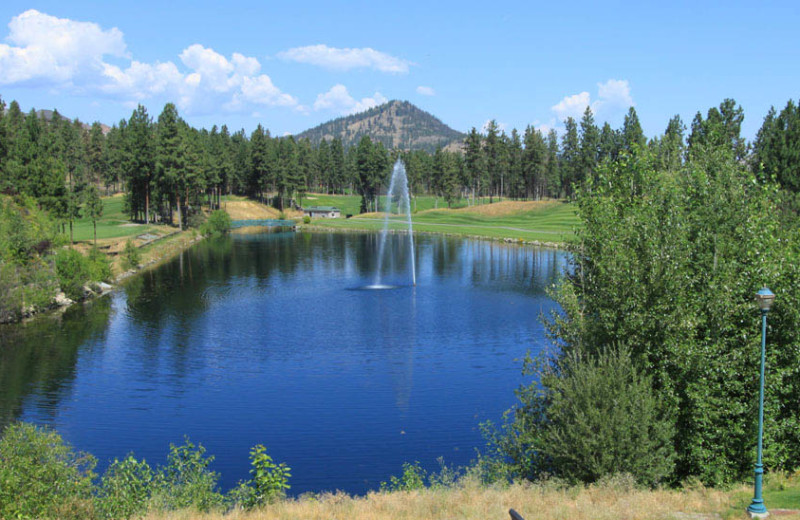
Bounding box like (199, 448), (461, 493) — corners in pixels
(560, 117), (580, 197)
(463, 128), (485, 203)
(86, 184), (103, 246)
(155, 103), (184, 229)
(621, 107), (646, 153)
(125, 105), (155, 223)
(579, 107), (600, 184)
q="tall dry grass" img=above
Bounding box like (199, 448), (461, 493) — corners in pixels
(145, 478), (742, 520)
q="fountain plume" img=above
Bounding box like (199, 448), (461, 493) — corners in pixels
(374, 159), (416, 286)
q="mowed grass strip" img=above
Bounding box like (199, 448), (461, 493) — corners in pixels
(311, 200), (578, 243)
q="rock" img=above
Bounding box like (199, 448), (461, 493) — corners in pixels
(54, 292), (73, 307)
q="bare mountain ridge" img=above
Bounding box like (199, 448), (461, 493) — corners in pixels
(296, 100), (465, 153)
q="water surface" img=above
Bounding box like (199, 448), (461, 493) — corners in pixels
(0, 232), (566, 495)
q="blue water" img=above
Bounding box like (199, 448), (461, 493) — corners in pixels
(0, 232), (566, 495)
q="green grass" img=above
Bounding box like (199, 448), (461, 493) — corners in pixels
(299, 193), (484, 217)
(310, 201), (578, 244)
(727, 473), (800, 513)
(71, 196), (164, 241)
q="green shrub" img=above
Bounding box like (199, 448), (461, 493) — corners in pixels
(122, 239), (140, 270)
(0, 422), (96, 520)
(489, 344), (675, 487)
(228, 444), (291, 509)
(187, 210), (207, 229)
(150, 438), (223, 512)
(303, 215), (311, 224)
(96, 454), (154, 520)
(88, 247), (112, 283)
(200, 210), (232, 236)
(55, 248), (91, 300)
(380, 461), (427, 492)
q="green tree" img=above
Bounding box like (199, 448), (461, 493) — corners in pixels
(621, 106), (646, 152)
(560, 117), (580, 197)
(548, 146), (800, 484)
(493, 344), (675, 486)
(85, 184), (103, 245)
(155, 103), (185, 229)
(579, 106), (600, 185)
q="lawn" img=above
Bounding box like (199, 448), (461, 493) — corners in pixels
(298, 193), (498, 217)
(71, 195), (166, 242)
(309, 200), (578, 244)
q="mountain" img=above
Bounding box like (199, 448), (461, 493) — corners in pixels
(295, 100), (465, 153)
(36, 109), (111, 134)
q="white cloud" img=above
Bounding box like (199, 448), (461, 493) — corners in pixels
(551, 79), (634, 124)
(0, 10), (298, 116)
(0, 9), (127, 85)
(416, 85), (435, 96)
(278, 44), (411, 74)
(313, 84), (387, 115)
(551, 91), (591, 122)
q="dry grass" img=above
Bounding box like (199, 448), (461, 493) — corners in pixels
(223, 200), (283, 220)
(445, 200), (560, 217)
(144, 480), (749, 520)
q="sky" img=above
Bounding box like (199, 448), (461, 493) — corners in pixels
(0, 0), (797, 140)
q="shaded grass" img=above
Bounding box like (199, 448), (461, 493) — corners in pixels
(310, 201), (578, 244)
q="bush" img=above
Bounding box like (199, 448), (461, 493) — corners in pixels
(150, 438), (224, 512)
(88, 247), (112, 283)
(187, 210), (207, 229)
(303, 215), (311, 224)
(489, 344), (675, 487)
(0, 423), (96, 520)
(200, 210), (232, 237)
(95, 454), (153, 519)
(122, 239), (140, 270)
(229, 444), (291, 509)
(380, 461), (427, 492)
(55, 248), (91, 300)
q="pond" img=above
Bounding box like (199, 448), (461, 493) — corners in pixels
(0, 231), (567, 495)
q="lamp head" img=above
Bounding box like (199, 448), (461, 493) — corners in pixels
(755, 287), (775, 312)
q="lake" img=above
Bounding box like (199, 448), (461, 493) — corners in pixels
(0, 231), (567, 495)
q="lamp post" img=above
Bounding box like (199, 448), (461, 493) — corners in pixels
(747, 287), (775, 519)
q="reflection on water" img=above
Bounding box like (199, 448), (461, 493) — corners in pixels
(0, 232), (566, 495)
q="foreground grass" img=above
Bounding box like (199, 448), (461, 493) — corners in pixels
(311, 200), (578, 244)
(144, 477), (799, 520)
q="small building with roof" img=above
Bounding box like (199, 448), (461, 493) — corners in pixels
(303, 206), (341, 219)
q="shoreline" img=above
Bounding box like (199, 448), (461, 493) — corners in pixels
(1, 228), (207, 327)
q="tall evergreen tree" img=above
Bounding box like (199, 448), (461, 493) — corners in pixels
(579, 107), (600, 184)
(621, 107), (646, 153)
(155, 103), (185, 229)
(560, 117), (580, 197)
(463, 127), (485, 202)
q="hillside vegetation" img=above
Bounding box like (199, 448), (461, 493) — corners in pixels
(296, 100), (465, 153)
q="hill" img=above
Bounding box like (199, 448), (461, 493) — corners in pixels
(35, 109), (111, 134)
(296, 100), (465, 153)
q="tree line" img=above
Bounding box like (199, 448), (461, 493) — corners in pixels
(1, 96), (800, 229)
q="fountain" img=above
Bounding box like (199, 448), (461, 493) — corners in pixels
(371, 159), (416, 288)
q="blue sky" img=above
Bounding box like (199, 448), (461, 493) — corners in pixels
(0, 1), (797, 140)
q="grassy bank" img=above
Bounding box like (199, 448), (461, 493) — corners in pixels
(145, 476), (800, 520)
(307, 200), (578, 244)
